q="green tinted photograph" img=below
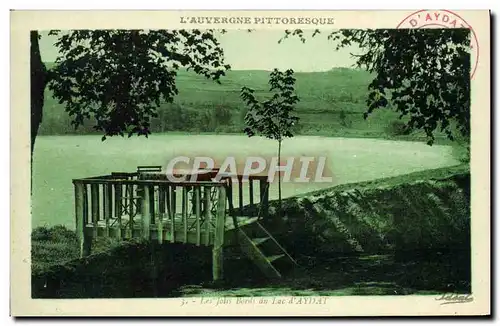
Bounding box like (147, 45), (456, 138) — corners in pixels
(30, 27), (471, 300)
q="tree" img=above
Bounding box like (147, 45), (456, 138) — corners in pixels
(281, 28), (471, 145)
(30, 31), (48, 161)
(240, 69), (300, 214)
(30, 29), (230, 157)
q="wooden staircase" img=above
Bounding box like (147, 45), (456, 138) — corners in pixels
(237, 221), (297, 279)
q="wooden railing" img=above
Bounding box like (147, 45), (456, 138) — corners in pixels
(135, 171), (270, 219)
(73, 169), (271, 281)
(73, 177), (227, 255)
(225, 175), (269, 219)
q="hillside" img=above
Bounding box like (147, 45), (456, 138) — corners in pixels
(38, 65), (438, 141)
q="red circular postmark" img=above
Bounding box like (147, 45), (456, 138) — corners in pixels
(397, 9), (479, 78)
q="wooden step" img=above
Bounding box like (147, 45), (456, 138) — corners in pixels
(236, 223), (298, 279)
(256, 222), (298, 266)
(252, 237), (270, 246)
(237, 229), (282, 279)
(266, 254), (285, 263)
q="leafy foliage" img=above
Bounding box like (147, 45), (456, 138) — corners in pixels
(47, 29), (230, 140)
(386, 120), (410, 136)
(213, 105), (232, 126)
(240, 69), (300, 212)
(281, 28), (471, 145)
(240, 69), (300, 141)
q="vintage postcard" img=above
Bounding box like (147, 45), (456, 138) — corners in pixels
(10, 10), (490, 316)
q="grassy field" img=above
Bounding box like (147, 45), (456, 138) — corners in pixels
(39, 66), (371, 134)
(39, 65), (458, 143)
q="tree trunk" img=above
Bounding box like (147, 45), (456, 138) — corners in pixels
(30, 31), (48, 191)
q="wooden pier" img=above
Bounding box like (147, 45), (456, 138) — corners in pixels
(72, 167), (296, 281)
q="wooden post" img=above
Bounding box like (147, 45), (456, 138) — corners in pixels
(136, 185), (143, 213)
(75, 182), (91, 257)
(128, 185), (134, 238)
(166, 186), (172, 220)
(141, 185), (151, 240)
(170, 186), (176, 243)
(90, 184), (99, 238)
(171, 186), (177, 217)
(182, 187), (188, 243)
(249, 179), (254, 206)
(115, 184), (122, 218)
(227, 178), (234, 217)
(157, 213), (163, 244)
(103, 184), (112, 237)
(238, 179), (243, 216)
(115, 184), (122, 239)
(204, 186), (211, 245)
(259, 179), (269, 220)
(127, 184), (134, 218)
(83, 184), (88, 227)
(212, 186), (227, 281)
(149, 185), (156, 225)
(159, 186), (166, 214)
(195, 186), (201, 246)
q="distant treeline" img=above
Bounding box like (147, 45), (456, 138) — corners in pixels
(37, 67), (412, 138)
(39, 101), (248, 135)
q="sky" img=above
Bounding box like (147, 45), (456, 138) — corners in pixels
(38, 30), (359, 72)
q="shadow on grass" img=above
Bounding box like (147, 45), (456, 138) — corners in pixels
(32, 232), (471, 298)
(177, 249), (471, 297)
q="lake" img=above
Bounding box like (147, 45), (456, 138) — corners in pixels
(31, 134), (460, 228)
